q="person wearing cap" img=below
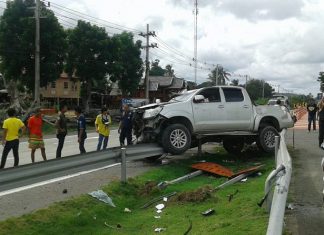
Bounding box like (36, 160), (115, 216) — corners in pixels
(1, 108), (26, 169)
(95, 107), (112, 151)
(27, 108), (47, 163)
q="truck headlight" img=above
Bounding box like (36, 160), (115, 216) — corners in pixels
(143, 107), (163, 119)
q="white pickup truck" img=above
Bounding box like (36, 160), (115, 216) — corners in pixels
(133, 86), (294, 155)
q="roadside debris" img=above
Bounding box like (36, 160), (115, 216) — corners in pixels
(201, 208), (215, 216)
(227, 189), (239, 202)
(155, 204), (165, 210)
(214, 173), (248, 191)
(124, 208), (131, 213)
(154, 215), (161, 219)
(191, 162), (233, 177)
(139, 181), (158, 196)
(241, 178), (248, 182)
(140, 192), (177, 209)
(104, 222), (122, 229)
(157, 170), (203, 189)
(88, 190), (116, 207)
(154, 227), (166, 232)
(287, 203), (295, 210)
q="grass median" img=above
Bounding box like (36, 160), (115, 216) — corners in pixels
(0, 147), (274, 235)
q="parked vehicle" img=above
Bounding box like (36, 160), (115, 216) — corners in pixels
(133, 86), (294, 155)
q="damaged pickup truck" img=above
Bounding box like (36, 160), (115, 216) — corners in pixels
(133, 86), (294, 155)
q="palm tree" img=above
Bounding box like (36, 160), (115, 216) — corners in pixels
(208, 65), (231, 85)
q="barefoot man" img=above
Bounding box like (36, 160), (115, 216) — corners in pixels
(28, 108), (47, 163)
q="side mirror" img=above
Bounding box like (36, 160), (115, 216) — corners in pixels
(194, 95), (205, 102)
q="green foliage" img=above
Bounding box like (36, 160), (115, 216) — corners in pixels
(65, 20), (111, 111)
(246, 79), (273, 101)
(149, 59), (165, 76)
(0, 148), (272, 235)
(317, 71), (324, 92)
(165, 64), (174, 76)
(109, 32), (143, 96)
(0, 0), (66, 91)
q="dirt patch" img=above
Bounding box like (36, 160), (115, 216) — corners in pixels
(138, 181), (159, 196)
(172, 185), (213, 202)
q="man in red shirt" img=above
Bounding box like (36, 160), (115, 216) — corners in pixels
(27, 108), (47, 163)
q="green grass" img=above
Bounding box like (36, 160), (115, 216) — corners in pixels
(0, 148), (274, 235)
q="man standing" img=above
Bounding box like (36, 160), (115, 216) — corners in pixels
(55, 103), (68, 158)
(307, 99), (317, 132)
(27, 108), (47, 163)
(118, 104), (133, 146)
(95, 107), (111, 151)
(75, 106), (87, 154)
(1, 108), (25, 169)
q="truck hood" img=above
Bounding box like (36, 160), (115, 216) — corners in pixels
(136, 101), (176, 110)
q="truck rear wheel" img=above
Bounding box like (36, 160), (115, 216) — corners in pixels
(257, 126), (278, 152)
(162, 124), (191, 155)
(223, 137), (244, 154)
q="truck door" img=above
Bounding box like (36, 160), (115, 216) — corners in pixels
(221, 87), (253, 130)
(192, 87), (225, 133)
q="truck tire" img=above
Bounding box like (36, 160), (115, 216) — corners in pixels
(162, 124), (191, 155)
(223, 137), (244, 154)
(257, 126), (278, 153)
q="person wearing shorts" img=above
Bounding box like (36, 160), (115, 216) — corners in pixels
(27, 108), (47, 163)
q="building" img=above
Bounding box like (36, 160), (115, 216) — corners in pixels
(136, 76), (187, 102)
(40, 72), (80, 106)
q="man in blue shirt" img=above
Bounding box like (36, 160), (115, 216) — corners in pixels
(75, 106), (87, 154)
(118, 104), (133, 146)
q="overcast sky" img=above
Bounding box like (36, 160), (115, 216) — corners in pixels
(2, 0), (324, 95)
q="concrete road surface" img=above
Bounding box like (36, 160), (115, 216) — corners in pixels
(285, 114), (324, 235)
(0, 130), (121, 168)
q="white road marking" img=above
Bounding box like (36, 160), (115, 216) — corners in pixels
(0, 163), (121, 197)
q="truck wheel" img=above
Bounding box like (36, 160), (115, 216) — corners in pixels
(162, 124), (191, 155)
(257, 126), (278, 152)
(223, 137), (244, 154)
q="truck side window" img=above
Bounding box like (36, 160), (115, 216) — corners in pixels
(198, 88), (221, 102)
(223, 88), (244, 102)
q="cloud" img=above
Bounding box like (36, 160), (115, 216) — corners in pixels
(218, 0), (305, 21)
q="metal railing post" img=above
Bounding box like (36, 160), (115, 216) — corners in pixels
(275, 136), (280, 165)
(121, 147), (127, 183)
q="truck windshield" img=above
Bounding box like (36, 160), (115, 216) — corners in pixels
(170, 90), (196, 102)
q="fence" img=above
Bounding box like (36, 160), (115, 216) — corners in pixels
(264, 129), (292, 235)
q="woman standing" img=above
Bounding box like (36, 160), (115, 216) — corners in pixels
(318, 98), (324, 148)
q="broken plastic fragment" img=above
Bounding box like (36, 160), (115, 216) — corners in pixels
(88, 190), (116, 207)
(201, 208), (215, 216)
(155, 204), (165, 210)
(287, 203), (295, 210)
(157, 209), (162, 213)
(154, 228), (166, 232)
(163, 197), (168, 202)
(154, 216), (161, 219)
(241, 178), (248, 182)
(124, 208), (131, 213)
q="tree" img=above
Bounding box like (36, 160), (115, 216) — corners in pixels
(165, 64), (174, 77)
(246, 79), (273, 101)
(109, 32), (143, 96)
(231, 79), (239, 86)
(66, 20), (111, 112)
(317, 71), (324, 92)
(149, 59), (165, 76)
(0, 0), (66, 110)
(208, 66), (231, 85)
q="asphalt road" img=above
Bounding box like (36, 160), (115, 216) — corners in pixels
(285, 116), (324, 235)
(0, 130), (121, 168)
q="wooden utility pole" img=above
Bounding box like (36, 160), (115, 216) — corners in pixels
(34, 0), (40, 104)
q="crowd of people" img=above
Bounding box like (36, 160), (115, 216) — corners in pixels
(0, 103), (133, 169)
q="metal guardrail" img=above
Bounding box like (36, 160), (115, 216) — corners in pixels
(0, 143), (164, 193)
(265, 129), (292, 235)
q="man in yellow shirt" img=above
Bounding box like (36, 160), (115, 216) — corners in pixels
(1, 108), (25, 169)
(95, 107), (111, 151)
